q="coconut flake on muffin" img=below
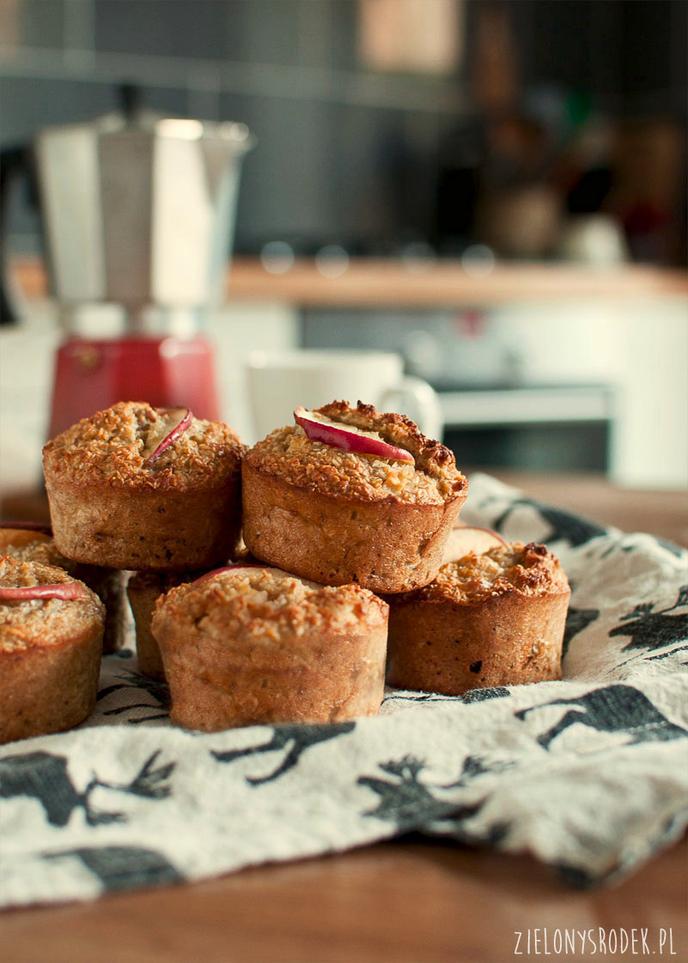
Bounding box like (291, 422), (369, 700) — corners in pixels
(0, 557), (104, 651)
(43, 401), (244, 492)
(407, 542), (570, 605)
(156, 566), (387, 642)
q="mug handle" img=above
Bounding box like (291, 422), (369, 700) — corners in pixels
(380, 376), (444, 441)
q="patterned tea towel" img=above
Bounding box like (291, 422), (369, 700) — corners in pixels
(1, 474), (687, 908)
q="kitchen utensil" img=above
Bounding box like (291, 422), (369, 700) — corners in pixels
(1, 86), (254, 436)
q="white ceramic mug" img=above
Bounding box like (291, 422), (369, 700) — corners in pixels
(246, 350), (443, 441)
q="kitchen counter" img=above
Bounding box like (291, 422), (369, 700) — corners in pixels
(3, 839), (686, 963)
(12, 256), (688, 308)
(1, 474), (686, 963)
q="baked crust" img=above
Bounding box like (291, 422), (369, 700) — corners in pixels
(43, 402), (244, 569)
(0, 527), (125, 653)
(128, 570), (198, 679)
(151, 566), (389, 730)
(242, 401), (468, 593)
(246, 400), (464, 505)
(0, 558), (104, 743)
(387, 542), (570, 694)
(405, 541), (569, 604)
(0, 528), (70, 567)
(43, 401), (244, 492)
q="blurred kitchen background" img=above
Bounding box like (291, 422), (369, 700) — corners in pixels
(1, 0), (687, 498)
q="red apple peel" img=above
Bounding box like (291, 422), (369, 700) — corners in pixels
(191, 563), (268, 586)
(145, 409), (193, 466)
(294, 407), (414, 464)
(0, 583), (90, 602)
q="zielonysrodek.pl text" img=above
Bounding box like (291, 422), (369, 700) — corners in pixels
(513, 928), (677, 956)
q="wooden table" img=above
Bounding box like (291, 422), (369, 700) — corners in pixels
(1, 475), (687, 962)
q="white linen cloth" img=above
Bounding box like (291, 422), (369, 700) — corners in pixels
(1, 474), (687, 907)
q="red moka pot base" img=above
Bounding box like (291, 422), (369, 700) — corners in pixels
(48, 336), (221, 439)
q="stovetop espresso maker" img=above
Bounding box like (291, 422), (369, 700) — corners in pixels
(1, 87), (254, 437)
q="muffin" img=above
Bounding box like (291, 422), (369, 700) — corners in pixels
(88, 567), (130, 655)
(0, 557), (104, 744)
(43, 402), (244, 571)
(0, 523), (126, 654)
(151, 565), (389, 730)
(0, 525), (56, 562)
(387, 542), (570, 695)
(128, 570), (198, 678)
(242, 401), (468, 594)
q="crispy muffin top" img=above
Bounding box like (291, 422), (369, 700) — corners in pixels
(0, 528), (75, 572)
(244, 400), (466, 505)
(392, 542), (570, 606)
(43, 402), (245, 493)
(152, 565), (388, 646)
(0, 557), (104, 653)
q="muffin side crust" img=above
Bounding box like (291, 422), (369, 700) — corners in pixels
(128, 569), (202, 678)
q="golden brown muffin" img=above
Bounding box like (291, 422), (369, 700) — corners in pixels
(0, 524), (126, 654)
(128, 552), (252, 678)
(387, 542), (570, 695)
(242, 401), (468, 594)
(0, 526), (53, 556)
(0, 557), (104, 744)
(128, 570), (199, 679)
(151, 565), (389, 730)
(43, 402), (245, 571)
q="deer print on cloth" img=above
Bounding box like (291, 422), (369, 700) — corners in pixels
(562, 608), (600, 657)
(515, 684), (688, 749)
(212, 723), (356, 784)
(96, 668), (170, 724)
(43, 846), (184, 892)
(358, 754), (512, 844)
(0, 751), (174, 826)
(609, 587), (688, 652)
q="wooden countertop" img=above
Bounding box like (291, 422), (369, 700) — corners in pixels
(3, 840), (686, 963)
(1, 474), (686, 962)
(11, 257), (688, 308)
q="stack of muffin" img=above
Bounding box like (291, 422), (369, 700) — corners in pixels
(0, 400), (570, 744)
